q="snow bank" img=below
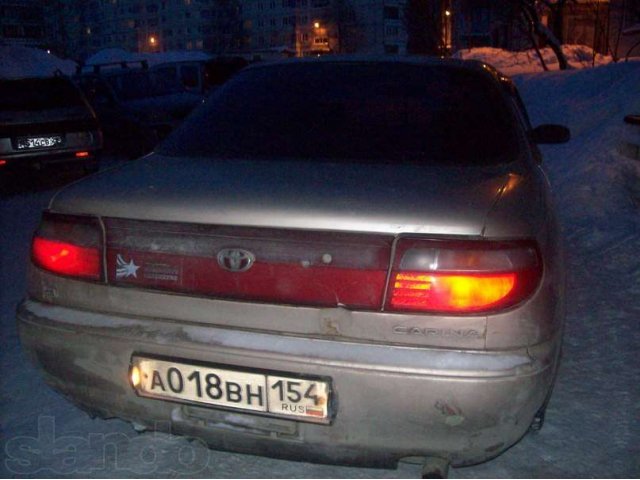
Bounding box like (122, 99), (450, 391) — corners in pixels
(84, 48), (146, 65)
(0, 46), (77, 79)
(84, 48), (212, 68)
(143, 50), (213, 66)
(454, 44), (613, 75)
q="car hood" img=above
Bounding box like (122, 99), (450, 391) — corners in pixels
(50, 154), (521, 236)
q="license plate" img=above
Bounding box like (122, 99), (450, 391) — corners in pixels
(16, 135), (64, 150)
(130, 356), (332, 423)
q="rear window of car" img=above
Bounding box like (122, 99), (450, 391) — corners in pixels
(158, 62), (520, 164)
(0, 77), (84, 111)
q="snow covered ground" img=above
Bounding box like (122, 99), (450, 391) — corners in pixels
(454, 45), (614, 75)
(1, 61), (639, 477)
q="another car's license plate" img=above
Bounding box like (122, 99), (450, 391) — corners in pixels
(130, 356), (331, 423)
(15, 135), (64, 150)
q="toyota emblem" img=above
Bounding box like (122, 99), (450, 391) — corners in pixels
(217, 248), (255, 272)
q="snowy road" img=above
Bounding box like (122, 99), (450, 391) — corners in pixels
(1, 63), (639, 477)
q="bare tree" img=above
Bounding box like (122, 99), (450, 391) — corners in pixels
(607, 0), (640, 60)
(545, 0), (569, 44)
(514, 0), (570, 70)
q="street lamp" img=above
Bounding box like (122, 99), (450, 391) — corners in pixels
(442, 7), (451, 56)
(314, 21), (320, 29)
(148, 35), (157, 46)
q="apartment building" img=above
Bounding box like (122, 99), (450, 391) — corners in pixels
(43, 0), (243, 60)
(242, 0), (407, 58)
(0, 0), (46, 47)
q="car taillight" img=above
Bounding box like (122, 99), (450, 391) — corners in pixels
(387, 239), (542, 314)
(31, 212), (103, 281)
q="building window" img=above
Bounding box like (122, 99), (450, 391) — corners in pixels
(385, 26), (399, 36)
(384, 44), (399, 54)
(2, 25), (22, 38)
(384, 6), (399, 20)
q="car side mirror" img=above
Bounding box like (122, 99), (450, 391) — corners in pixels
(532, 124), (571, 144)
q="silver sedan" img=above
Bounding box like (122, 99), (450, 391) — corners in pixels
(18, 57), (570, 477)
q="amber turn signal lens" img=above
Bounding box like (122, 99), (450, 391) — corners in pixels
(391, 272), (517, 312)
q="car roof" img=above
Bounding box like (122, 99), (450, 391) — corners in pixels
(244, 54), (507, 79)
(242, 55), (516, 94)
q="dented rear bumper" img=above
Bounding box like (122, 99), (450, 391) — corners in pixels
(17, 299), (559, 468)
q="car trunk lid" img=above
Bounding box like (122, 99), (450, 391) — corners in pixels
(48, 154), (514, 310)
(50, 154), (510, 235)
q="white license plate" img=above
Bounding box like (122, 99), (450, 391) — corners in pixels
(16, 135), (64, 150)
(130, 356), (331, 423)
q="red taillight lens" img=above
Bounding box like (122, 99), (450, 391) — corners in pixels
(75, 151), (90, 158)
(387, 239), (541, 314)
(32, 237), (100, 280)
(31, 212), (103, 281)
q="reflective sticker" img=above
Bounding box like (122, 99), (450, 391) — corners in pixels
(116, 254), (140, 279)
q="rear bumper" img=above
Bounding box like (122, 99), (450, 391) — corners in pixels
(17, 299), (560, 468)
(0, 150), (100, 171)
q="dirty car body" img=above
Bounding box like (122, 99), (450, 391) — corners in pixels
(18, 57), (566, 469)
